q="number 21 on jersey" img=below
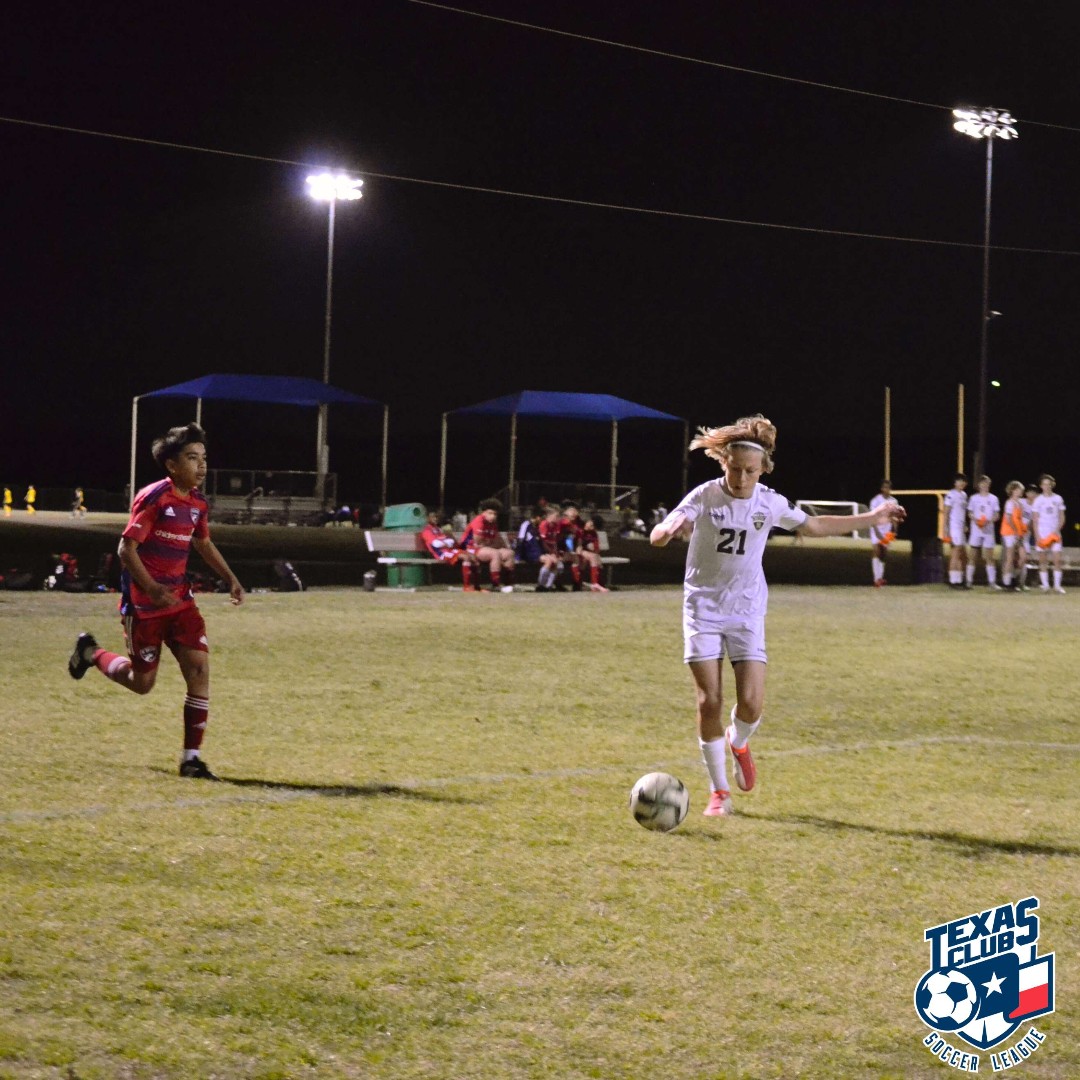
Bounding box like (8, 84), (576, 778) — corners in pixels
(716, 527), (747, 555)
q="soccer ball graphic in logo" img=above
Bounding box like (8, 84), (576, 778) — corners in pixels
(629, 772), (689, 832)
(916, 969), (979, 1030)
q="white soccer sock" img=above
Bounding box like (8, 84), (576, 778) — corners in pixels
(182, 749), (200, 762)
(949, 570), (962, 584)
(1002, 571), (1013, 586)
(871, 557), (884, 582)
(700, 737), (729, 793)
(965, 564), (975, 585)
(728, 706), (760, 749)
(986, 565), (997, 584)
(1053, 570), (1063, 589)
(1040, 570), (1049, 588)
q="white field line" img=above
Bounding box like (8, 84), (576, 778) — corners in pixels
(2, 735), (1078, 825)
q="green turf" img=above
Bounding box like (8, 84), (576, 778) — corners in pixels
(1, 587), (1076, 1079)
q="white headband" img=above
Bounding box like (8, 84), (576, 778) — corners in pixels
(729, 440), (766, 452)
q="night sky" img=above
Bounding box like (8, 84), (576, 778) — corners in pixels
(4, 1), (1079, 514)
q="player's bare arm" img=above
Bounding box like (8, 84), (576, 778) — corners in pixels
(117, 536), (173, 608)
(192, 536), (245, 605)
(650, 511), (689, 547)
(799, 501), (905, 539)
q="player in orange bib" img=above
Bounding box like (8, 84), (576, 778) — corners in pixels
(999, 480), (1026, 591)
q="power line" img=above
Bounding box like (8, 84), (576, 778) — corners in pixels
(2, 112), (1079, 257)
(403, 0), (1080, 135)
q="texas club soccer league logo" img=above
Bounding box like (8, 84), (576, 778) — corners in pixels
(915, 896), (1054, 1071)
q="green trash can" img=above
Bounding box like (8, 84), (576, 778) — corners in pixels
(383, 502), (428, 588)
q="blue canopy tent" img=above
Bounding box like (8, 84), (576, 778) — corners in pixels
(439, 390), (688, 511)
(130, 374), (389, 509)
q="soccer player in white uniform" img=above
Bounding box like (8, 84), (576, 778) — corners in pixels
(1031, 474), (1067, 593)
(966, 474), (1001, 589)
(650, 414), (905, 818)
(943, 473), (969, 588)
(1018, 483), (1038, 590)
(869, 479), (897, 586)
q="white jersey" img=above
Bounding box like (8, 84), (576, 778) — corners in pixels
(944, 489), (968, 527)
(1032, 493), (1066, 539)
(967, 492), (999, 546)
(673, 479), (807, 621)
(869, 494), (894, 543)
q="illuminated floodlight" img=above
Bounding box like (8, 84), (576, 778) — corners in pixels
(306, 173), (364, 201)
(952, 108), (1019, 140)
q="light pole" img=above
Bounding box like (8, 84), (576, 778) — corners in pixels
(952, 107), (1017, 481)
(306, 172), (363, 505)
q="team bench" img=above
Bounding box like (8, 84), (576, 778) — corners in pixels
(363, 529), (630, 588)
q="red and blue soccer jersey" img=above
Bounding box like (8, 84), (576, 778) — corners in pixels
(120, 480), (210, 617)
(460, 514), (501, 551)
(421, 522), (461, 562)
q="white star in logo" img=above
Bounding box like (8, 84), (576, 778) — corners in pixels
(982, 972), (1006, 996)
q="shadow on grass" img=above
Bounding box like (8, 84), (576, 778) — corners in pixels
(740, 810), (1080, 859)
(149, 767), (475, 804)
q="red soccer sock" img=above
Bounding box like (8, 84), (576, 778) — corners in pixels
(590, 563), (601, 586)
(183, 694), (209, 751)
(461, 561), (473, 587)
(571, 564), (581, 585)
(94, 649), (132, 686)
(490, 568), (501, 587)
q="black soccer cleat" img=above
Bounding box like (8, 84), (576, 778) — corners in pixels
(179, 756), (220, 780)
(68, 632), (99, 679)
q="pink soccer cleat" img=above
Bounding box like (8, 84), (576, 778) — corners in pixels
(726, 727), (756, 792)
(702, 789), (733, 817)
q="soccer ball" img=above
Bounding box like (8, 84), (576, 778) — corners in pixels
(629, 772), (690, 832)
(917, 969), (979, 1029)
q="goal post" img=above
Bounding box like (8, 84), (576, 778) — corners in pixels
(795, 500), (865, 539)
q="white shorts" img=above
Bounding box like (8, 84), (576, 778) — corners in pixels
(683, 614), (767, 665)
(947, 523), (966, 546)
(968, 525), (995, 548)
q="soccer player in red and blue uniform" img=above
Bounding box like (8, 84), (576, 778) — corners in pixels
(68, 423), (244, 779)
(460, 498), (515, 592)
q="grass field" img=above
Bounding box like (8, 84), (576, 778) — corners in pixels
(1, 585), (1077, 1079)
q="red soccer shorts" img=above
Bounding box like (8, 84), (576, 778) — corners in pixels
(122, 605), (208, 673)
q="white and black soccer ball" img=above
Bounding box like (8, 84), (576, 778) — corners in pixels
(917, 968), (979, 1030)
(629, 772), (689, 832)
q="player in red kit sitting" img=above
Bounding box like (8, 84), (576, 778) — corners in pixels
(461, 498), (515, 592)
(67, 423), (244, 779)
(578, 517), (609, 592)
(559, 502), (586, 591)
(537, 506), (566, 591)
(420, 511), (479, 590)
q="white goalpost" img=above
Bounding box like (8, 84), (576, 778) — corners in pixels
(795, 500), (866, 539)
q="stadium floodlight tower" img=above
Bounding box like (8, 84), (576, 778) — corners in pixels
(306, 171), (363, 505)
(952, 107), (1017, 481)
